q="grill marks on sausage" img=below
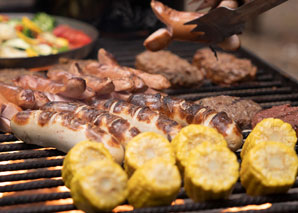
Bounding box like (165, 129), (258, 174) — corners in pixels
(95, 99), (182, 141)
(13, 110), (32, 126)
(85, 125), (121, 148)
(41, 101), (140, 144)
(38, 111), (56, 127)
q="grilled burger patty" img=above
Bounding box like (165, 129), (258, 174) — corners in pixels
(135, 50), (205, 87)
(192, 48), (257, 85)
(252, 104), (298, 135)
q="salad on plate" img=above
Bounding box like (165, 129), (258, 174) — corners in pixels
(0, 13), (92, 58)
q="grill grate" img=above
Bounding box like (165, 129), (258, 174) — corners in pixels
(1, 38), (298, 213)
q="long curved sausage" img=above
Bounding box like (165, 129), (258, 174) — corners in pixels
(128, 93), (243, 151)
(11, 110), (124, 163)
(13, 75), (93, 100)
(144, 0), (240, 51)
(93, 99), (182, 141)
(41, 101), (140, 147)
(0, 82), (50, 109)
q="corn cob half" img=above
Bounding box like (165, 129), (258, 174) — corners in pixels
(240, 141), (298, 196)
(71, 160), (128, 212)
(241, 118), (297, 159)
(172, 124), (227, 173)
(184, 142), (239, 202)
(62, 141), (113, 188)
(124, 132), (175, 176)
(127, 158), (181, 208)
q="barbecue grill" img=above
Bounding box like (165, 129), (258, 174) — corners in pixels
(1, 38), (298, 213)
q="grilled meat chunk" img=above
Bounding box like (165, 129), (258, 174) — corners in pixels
(11, 110), (124, 163)
(41, 102), (140, 147)
(196, 95), (262, 129)
(252, 104), (298, 136)
(128, 93), (243, 151)
(135, 50), (205, 87)
(93, 99), (182, 141)
(192, 48), (257, 85)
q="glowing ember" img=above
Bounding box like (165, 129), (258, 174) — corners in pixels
(113, 205), (134, 212)
(222, 203), (272, 212)
(171, 199), (185, 205)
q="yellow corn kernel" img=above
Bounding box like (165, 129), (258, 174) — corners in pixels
(184, 142), (239, 202)
(172, 124), (227, 173)
(62, 141), (113, 188)
(127, 158), (181, 208)
(25, 48), (38, 57)
(241, 118), (297, 159)
(22, 16), (42, 33)
(124, 132), (175, 176)
(71, 160), (128, 212)
(56, 37), (69, 47)
(240, 141), (298, 196)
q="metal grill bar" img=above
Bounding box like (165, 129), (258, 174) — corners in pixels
(0, 204), (76, 213)
(0, 192), (70, 206)
(0, 149), (64, 161)
(0, 158), (63, 172)
(0, 143), (40, 152)
(0, 179), (64, 192)
(0, 169), (61, 182)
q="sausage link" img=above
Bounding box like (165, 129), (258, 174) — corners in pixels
(128, 93), (243, 151)
(11, 110), (124, 163)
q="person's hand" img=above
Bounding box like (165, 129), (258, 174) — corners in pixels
(144, 0), (250, 52)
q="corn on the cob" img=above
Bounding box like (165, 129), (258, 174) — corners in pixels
(184, 142), (239, 202)
(124, 132), (175, 176)
(127, 158), (181, 208)
(172, 124), (227, 173)
(241, 118), (297, 159)
(71, 160), (128, 212)
(240, 141), (298, 196)
(62, 141), (113, 188)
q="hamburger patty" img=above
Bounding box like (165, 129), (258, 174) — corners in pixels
(192, 48), (257, 85)
(252, 104), (298, 135)
(196, 95), (262, 130)
(135, 50), (205, 87)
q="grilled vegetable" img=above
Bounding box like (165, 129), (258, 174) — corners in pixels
(240, 141), (298, 196)
(241, 118), (297, 159)
(184, 142), (239, 202)
(62, 141), (113, 188)
(124, 132), (175, 176)
(127, 158), (181, 208)
(172, 124), (227, 173)
(71, 160), (128, 212)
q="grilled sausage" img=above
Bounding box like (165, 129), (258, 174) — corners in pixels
(41, 101), (140, 147)
(145, 0), (240, 51)
(11, 110), (124, 163)
(13, 75), (93, 100)
(94, 99), (182, 141)
(0, 82), (50, 109)
(128, 93), (243, 151)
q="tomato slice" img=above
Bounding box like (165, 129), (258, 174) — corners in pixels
(53, 25), (92, 48)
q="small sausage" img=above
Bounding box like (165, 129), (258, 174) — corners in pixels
(11, 110), (124, 163)
(13, 75), (90, 100)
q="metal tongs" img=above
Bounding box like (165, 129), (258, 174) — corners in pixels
(185, 0), (288, 44)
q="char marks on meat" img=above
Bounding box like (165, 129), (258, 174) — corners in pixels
(252, 104), (298, 135)
(196, 95), (262, 129)
(94, 98), (182, 141)
(128, 93), (243, 151)
(135, 50), (205, 87)
(41, 101), (140, 147)
(192, 48), (257, 85)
